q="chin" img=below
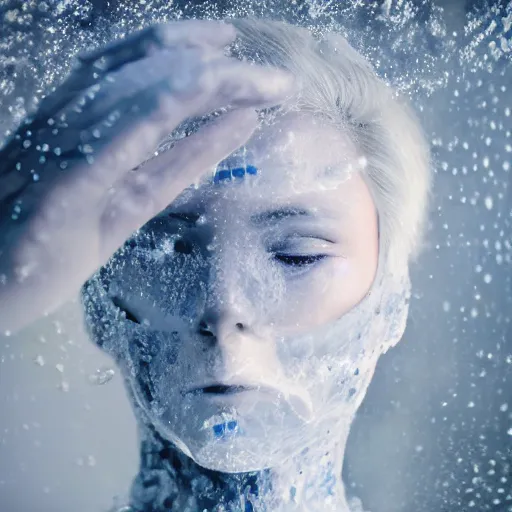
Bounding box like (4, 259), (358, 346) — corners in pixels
(191, 436), (280, 473)
(146, 397), (315, 473)
(172, 429), (310, 473)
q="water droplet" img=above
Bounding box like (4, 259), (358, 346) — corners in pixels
(88, 367), (115, 385)
(34, 355), (45, 366)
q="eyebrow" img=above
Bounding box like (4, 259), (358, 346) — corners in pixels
(250, 207), (312, 225)
(166, 207), (314, 226)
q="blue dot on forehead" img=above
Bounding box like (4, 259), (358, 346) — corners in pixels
(213, 165), (259, 184)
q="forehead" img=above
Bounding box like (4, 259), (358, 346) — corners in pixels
(172, 113), (366, 211)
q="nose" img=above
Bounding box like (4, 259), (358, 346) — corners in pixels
(195, 250), (258, 345)
(197, 310), (247, 339)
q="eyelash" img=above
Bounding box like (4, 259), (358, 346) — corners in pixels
(273, 254), (328, 268)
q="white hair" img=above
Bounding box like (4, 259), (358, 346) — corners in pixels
(229, 18), (432, 273)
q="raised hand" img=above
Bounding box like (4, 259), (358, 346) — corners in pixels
(0, 20), (295, 334)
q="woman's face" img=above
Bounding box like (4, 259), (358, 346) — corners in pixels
(99, 113), (381, 471)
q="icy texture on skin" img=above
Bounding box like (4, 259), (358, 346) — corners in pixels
(82, 238), (410, 511)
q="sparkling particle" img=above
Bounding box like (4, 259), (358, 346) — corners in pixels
(34, 355), (45, 366)
(88, 367), (115, 385)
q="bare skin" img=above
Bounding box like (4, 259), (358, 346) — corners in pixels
(0, 20), (295, 334)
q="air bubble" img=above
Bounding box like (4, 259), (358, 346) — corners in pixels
(88, 367), (115, 385)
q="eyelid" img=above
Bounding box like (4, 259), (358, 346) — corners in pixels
(271, 236), (336, 253)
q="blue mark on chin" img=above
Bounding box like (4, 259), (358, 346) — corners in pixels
(213, 420), (239, 439)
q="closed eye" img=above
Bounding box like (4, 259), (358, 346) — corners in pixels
(273, 254), (327, 267)
(167, 212), (200, 225)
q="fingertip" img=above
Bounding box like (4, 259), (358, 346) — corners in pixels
(216, 21), (238, 46)
(158, 20), (237, 49)
(227, 65), (298, 110)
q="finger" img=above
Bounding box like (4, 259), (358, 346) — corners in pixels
(63, 48), (203, 129)
(57, 59), (294, 159)
(52, 77), (180, 160)
(0, 168), (31, 202)
(37, 46), (175, 126)
(100, 108), (258, 253)
(33, 65), (102, 126)
(75, 58), (295, 133)
(24, 94), (187, 242)
(77, 20), (236, 70)
(46, 81), (188, 203)
(155, 20), (237, 48)
(36, 32), (166, 125)
(14, 60), (294, 201)
(0, 79), (177, 227)
(191, 60), (297, 115)
(35, 21), (235, 129)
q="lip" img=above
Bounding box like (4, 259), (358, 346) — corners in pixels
(184, 383), (279, 398)
(185, 384), (256, 396)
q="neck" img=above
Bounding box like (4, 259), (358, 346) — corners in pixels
(128, 422), (352, 512)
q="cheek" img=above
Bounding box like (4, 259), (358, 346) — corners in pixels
(271, 259), (353, 334)
(272, 243), (378, 335)
(111, 247), (209, 317)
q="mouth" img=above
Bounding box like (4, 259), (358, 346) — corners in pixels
(187, 384), (256, 396)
